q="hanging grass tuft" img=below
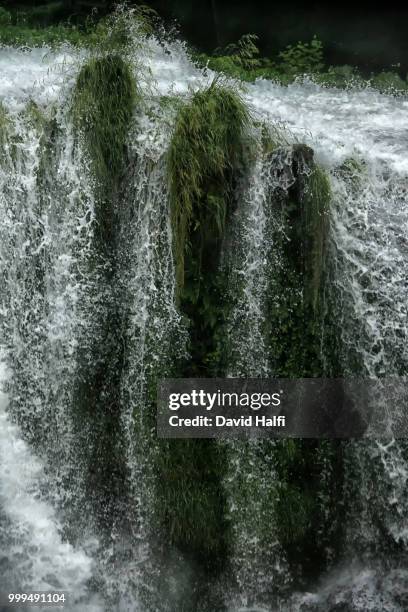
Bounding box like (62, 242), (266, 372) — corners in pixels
(73, 53), (138, 198)
(168, 80), (250, 292)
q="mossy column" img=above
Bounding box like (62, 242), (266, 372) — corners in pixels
(264, 145), (342, 581)
(72, 54), (137, 532)
(265, 143), (330, 376)
(155, 82), (249, 591)
(73, 54), (137, 246)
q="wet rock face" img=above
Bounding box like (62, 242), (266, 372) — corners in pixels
(265, 143), (315, 200)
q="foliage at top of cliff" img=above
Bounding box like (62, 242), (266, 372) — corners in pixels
(195, 33), (408, 95)
(0, 4), (158, 50)
(1, 4), (407, 95)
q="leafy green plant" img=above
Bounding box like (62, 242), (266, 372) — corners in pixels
(215, 33), (261, 70)
(0, 4), (157, 50)
(278, 35), (324, 77)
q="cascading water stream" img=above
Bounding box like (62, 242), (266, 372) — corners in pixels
(0, 31), (407, 612)
(0, 355), (100, 611)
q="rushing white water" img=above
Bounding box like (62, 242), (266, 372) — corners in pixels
(0, 33), (407, 612)
(0, 356), (100, 611)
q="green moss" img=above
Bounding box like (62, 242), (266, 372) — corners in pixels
(260, 122), (284, 155)
(259, 148), (343, 579)
(265, 145), (331, 378)
(155, 439), (229, 569)
(302, 164), (331, 310)
(0, 103), (20, 165)
(273, 439), (342, 581)
(69, 51), (140, 534)
(73, 54), (137, 198)
(155, 81), (251, 574)
(335, 156), (367, 192)
(168, 80), (249, 293)
(168, 81), (251, 377)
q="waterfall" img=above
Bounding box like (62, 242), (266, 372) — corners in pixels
(0, 355), (100, 611)
(0, 30), (407, 612)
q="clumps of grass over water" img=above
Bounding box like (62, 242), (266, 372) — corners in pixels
(157, 82), (251, 574)
(83, 5), (157, 55)
(168, 80), (250, 292)
(73, 54), (138, 197)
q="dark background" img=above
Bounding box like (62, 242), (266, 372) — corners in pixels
(2, 1), (408, 74)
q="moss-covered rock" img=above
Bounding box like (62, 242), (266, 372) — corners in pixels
(154, 81), (251, 577)
(265, 143), (331, 377)
(261, 145), (343, 581)
(168, 80), (249, 295)
(71, 53), (138, 532)
(73, 54), (136, 187)
(273, 439), (343, 582)
(155, 439), (229, 570)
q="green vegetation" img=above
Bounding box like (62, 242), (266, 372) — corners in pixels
(155, 439), (229, 569)
(73, 54), (137, 213)
(70, 49), (139, 534)
(1, 4), (406, 95)
(302, 164), (331, 310)
(369, 70), (408, 93)
(194, 33), (408, 94)
(0, 101), (8, 140)
(195, 34), (327, 83)
(0, 5), (157, 49)
(168, 80), (249, 294)
(278, 35), (324, 78)
(168, 81), (250, 376)
(0, 6), (85, 47)
(265, 144), (330, 378)
(273, 439), (342, 581)
(153, 81), (250, 575)
(0, 102), (10, 167)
